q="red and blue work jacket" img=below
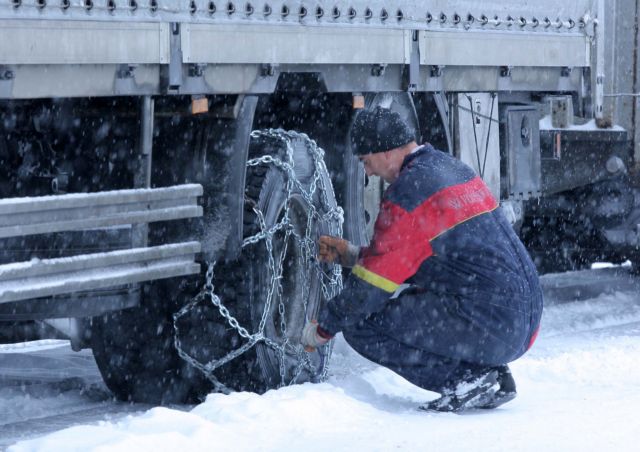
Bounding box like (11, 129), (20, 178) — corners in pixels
(318, 145), (542, 356)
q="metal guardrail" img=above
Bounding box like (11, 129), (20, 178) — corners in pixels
(0, 184), (204, 303)
(0, 242), (201, 303)
(0, 184), (203, 239)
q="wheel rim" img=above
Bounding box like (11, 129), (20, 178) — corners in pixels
(268, 194), (317, 345)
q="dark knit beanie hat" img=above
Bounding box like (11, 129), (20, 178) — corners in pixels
(350, 106), (416, 155)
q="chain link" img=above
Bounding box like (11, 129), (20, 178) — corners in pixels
(173, 129), (344, 392)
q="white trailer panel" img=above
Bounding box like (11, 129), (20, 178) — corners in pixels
(182, 24), (411, 65)
(0, 20), (170, 65)
(421, 31), (590, 68)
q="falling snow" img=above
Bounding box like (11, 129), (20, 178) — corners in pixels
(2, 268), (639, 451)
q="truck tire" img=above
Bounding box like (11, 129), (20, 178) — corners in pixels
(90, 282), (206, 404)
(194, 131), (338, 392)
(91, 130), (338, 402)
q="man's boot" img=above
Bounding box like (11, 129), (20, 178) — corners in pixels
(476, 365), (517, 409)
(419, 368), (499, 413)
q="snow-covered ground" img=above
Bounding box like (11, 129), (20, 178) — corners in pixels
(3, 267), (640, 451)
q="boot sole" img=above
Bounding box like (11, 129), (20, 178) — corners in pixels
(475, 390), (517, 409)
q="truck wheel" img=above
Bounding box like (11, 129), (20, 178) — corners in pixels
(180, 130), (340, 392)
(91, 130), (339, 402)
(90, 280), (207, 404)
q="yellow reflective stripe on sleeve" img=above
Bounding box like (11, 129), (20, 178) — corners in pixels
(352, 265), (400, 293)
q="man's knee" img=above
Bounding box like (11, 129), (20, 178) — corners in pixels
(341, 320), (378, 353)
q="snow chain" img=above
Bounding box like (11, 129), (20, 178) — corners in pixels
(173, 129), (344, 394)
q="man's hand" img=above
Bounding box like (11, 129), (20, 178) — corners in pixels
(301, 320), (330, 352)
(318, 235), (359, 267)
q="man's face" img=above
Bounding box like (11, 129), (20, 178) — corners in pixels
(359, 152), (395, 183)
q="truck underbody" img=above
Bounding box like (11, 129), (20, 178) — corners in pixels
(1, 0), (639, 403)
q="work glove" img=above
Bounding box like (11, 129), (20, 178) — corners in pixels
(301, 320), (331, 352)
(318, 235), (359, 267)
